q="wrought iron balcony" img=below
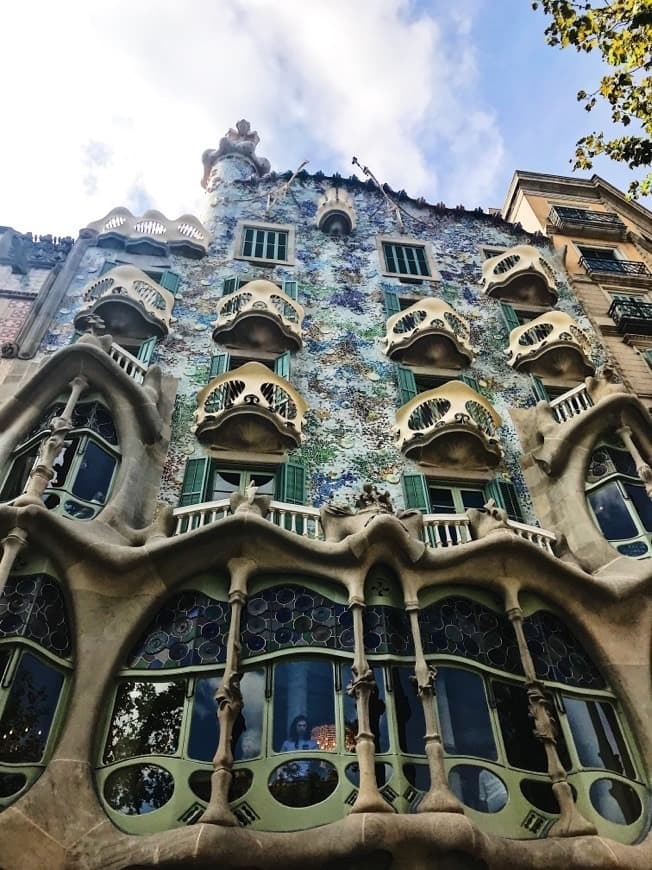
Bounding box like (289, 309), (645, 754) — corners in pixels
(74, 265), (174, 337)
(548, 206), (626, 240)
(481, 244), (557, 306)
(608, 297), (652, 335)
(383, 298), (473, 368)
(212, 279), (304, 352)
(394, 380), (502, 469)
(193, 361), (307, 453)
(580, 256), (652, 279)
(86, 207), (209, 258)
(505, 311), (594, 379)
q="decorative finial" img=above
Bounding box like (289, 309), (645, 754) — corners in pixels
(202, 119), (271, 189)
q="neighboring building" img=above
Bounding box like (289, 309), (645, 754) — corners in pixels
(502, 171), (652, 409)
(0, 123), (650, 870)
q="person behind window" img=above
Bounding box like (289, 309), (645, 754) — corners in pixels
(281, 715), (318, 751)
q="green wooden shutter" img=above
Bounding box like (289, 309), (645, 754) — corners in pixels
(396, 366), (418, 404)
(158, 270), (181, 293)
(222, 276), (241, 296)
(209, 352), (230, 380)
(460, 374), (480, 393)
(530, 374), (548, 402)
(402, 473), (430, 513)
(69, 330), (83, 345)
(382, 287), (401, 316)
(500, 302), (520, 334)
(100, 260), (118, 276)
(274, 352), (291, 380)
(276, 461), (305, 505)
(282, 279), (298, 301)
(645, 350), (652, 371)
(137, 336), (157, 365)
(486, 479), (523, 523)
(178, 457), (210, 507)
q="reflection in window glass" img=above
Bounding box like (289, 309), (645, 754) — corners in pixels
(188, 670), (265, 762)
(344, 762), (391, 788)
(71, 441), (116, 503)
(104, 680), (184, 764)
(589, 778), (642, 825)
(0, 448), (38, 501)
(624, 483), (652, 532)
(51, 439), (77, 488)
(448, 765), (508, 813)
(588, 482), (638, 540)
(563, 697), (634, 778)
(0, 653), (64, 762)
(392, 667), (425, 755)
(103, 763), (174, 815)
(268, 759), (338, 807)
(436, 667), (496, 760)
(273, 659), (335, 752)
(343, 667), (389, 753)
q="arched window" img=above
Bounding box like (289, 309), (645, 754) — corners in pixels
(0, 572), (72, 810)
(586, 436), (652, 558)
(0, 401), (120, 520)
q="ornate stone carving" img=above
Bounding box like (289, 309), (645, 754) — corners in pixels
(320, 485), (423, 542)
(202, 119), (271, 189)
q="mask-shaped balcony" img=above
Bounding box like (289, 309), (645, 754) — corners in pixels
(74, 266), (174, 338)
(481, 245), (558, 306)
(394, 381), (502, 469)
(193, 361), (307, 453)
(212, 280), (304, 352)
(505, 311), (594, 380)
(383, 298), (473, 368)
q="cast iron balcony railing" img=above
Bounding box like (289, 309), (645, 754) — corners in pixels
(74, 265), (175, 337)
(505, 310), (594, 378)
(481, 244), (557, 306)
(394, 380), (503, 468)
(212, 279), (304, 352)
(608, 297), (652, 335)
(580, 257), (652, 278)
(193, 361), (307, 453)
(383, 298), (474, 368)
(548, 206), (626, 240)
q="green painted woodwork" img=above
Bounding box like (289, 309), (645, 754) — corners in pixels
(486, 478), (524, 523)
(530, 374), (549, 402)
(401, 473), (429, 513)
(178, 458), (210, 507)
(137, 336), (157, 366)
(158, 271), (181, 293)
(382, 287), (401, 317)
(282, 279), (298, 301)
(209, 352), (230, 380)
(275, 462), (305, 505)
(99, 259), (118, 276)
(222, 276), (241, 296)
(274, 352), (291, 380)
(499, 302), (521, 334)
(396, 366), (418, 405)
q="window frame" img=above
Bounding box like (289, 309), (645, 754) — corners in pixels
(234, 221), (296, 267)
(377, 235), (440, 282)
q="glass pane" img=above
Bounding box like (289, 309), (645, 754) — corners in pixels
(103, 680), (184, 763)
(392, 666), (426, 755)
(343, 666), (389, 753)
(0, 648), (10, 681)
(0, 771), (26, 798)
(588, 482), (638, 540)
(0, 652), (64, 762)
(345, 762), (391, 788)
(71, 440), (116, 503)
(492, 681), (549, 773)
(249, 472), (275, 494)
(403, 762), (430, 792)
(624, 483), (652, 533)
(273, 659), (335, 752)
(188, 670), (265, 762)
(268, 759), (338, 806)
(436, 667), (497, 760)
(609, 448), (637, 477)
(51, 438), (77, 488)
(103, 763), (174, 815)
(1, 447), (39, 501)
(189, 768), (252, 803)
(448, 764), (508, 812)
(461, 489), (486, 511)
(563, 697), (634, 778)
(520, 778), (560, 814)
(211, 471), (243, 499)
(590, 778), (642, 825)
(427, 488), (456, 514)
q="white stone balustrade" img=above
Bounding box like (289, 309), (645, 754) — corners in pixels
(212, 280), (304, 351)
(549, 383), (594, 423)
(394, 380), (503, 468)
(107, 342), (149, 384)
(86, 207), (209, 257)
(481, 244), (557, 305)
(383, 298), (474, 367)
(505, 310), (594, 377)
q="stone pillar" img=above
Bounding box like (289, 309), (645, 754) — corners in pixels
(347, 595), (392, 814)
(506, 592), (596, 837)
(617, 424), (652, 497)
(0, 527), (28, 597)
(406, 601), (463, 814)
(201, 558), (255, 826)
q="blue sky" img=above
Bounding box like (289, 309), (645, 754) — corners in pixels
(0, 0), (648, 237)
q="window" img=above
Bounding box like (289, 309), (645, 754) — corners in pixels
(234, 222), (295, 266)
(0, 402), (120, 521)
(402, 472), (524, 527)
(481, 246), (507, 260)
(378, 237), (439, 282)
(177, 458), (305, 512)
(395, 366), (480, 405)
(586, 436), (652, 558)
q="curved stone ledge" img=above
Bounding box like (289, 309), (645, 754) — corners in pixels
(85, 208), (209, 258)
(383, 298), (474, 368)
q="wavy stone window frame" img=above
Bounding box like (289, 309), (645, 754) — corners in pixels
(376, 235), (441, 283)
(234, 220), (296, 267)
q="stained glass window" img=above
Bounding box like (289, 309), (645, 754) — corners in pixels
(523, 611), (605, 689)
(128, 590), (229, 670)
(363, 605), (414, 656)
(0, 574), (71, 658)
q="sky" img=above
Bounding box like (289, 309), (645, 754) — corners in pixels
(1, 0), (649, 238)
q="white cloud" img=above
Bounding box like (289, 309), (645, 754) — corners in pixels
(0, 0), (505, 235)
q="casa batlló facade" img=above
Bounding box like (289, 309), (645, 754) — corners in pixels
(0, 121), (650, 870)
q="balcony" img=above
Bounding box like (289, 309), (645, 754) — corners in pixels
(212, 279), (304, 352)
(394, 380), (503, 469)
(481, 245), (557, 306)
(580, 256), (652, 289)
(382, 298), (473, 368)
(608, 297), (652, 335)
(74, 266), (174, 337)
(85, 207), (209, 258)
(505, 311), (594, 380)
(193, 361), (307, 453)
(548, 206), (627, 240)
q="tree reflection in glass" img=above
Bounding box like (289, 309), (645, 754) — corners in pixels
(103, 763), (174, 815)
(103, 680), (184, 764)
(436, 667), (497, 760)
